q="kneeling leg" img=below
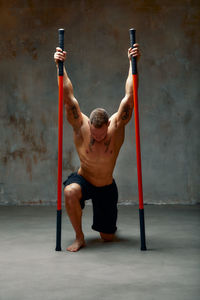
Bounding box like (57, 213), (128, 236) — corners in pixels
(100, 232), (115, 242)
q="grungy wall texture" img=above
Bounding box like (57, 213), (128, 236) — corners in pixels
(0, 0), (200, 205)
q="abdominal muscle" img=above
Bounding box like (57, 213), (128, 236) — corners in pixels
(77, 154), (116, 187)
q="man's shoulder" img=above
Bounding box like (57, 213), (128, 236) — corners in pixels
(72, 113), (89, 137)
(76, 114), (90, 133)
(109, 113), (118, 125)
(81, 113), (89, 122)
(109, 112), (125, 130)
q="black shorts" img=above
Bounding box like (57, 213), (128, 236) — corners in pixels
(63, 172), (118, 234)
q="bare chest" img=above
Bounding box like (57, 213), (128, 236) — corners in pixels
(87, 136), (114, 156)
(75, 134), (116, 167)
(74, 119), (125, 164)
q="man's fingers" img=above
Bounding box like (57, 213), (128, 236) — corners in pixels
(54, 53), (63, 59)
(56, 47), (63, 52)
(128, 45), (141, 60)
(129, 47), (139, 53)
(129, 47), (141, 55)
(129, 50), (139, 55)
(56, 47), (66, 52)
(56, 47), (66, 54)
(132, 54), (140, 57)
(54, 48), (67, 63)
(56, 56), (65, 61)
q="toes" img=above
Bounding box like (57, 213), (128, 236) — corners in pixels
(67, 245), (79, 252)
(66, 240), (85, 252)
(67, 246), (76, 252)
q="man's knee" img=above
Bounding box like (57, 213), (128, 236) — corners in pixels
(100, 232), (115, 242)
(64, 184), (82, 205)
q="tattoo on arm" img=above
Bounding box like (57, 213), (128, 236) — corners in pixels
(121, 104), (131, 120)
(71, 105), (79, 119)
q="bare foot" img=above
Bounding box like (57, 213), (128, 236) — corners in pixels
(67, 238), (86, 252)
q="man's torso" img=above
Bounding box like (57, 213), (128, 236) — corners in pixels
(73, 113), (125, 186)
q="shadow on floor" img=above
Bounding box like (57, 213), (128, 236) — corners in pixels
(83, 234), (138, 250)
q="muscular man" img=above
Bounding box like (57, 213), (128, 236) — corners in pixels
(54, 44), (141, 252)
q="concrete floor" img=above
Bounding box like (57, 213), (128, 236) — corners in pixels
(0, 205), (199, 300)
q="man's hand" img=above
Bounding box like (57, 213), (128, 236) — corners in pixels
(54, 47), (67, 65)
(128, 43), (141, 62)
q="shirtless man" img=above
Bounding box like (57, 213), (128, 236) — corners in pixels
(54, 44), (141, 252)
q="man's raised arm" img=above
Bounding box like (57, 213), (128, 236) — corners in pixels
(116, 44), (141, 126)
(54, 48), (83, 130)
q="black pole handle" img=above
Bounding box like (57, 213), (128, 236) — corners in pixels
(58, 28), (65, 76)
(129, 28), (137, 75)
(55, 210), (62, 251)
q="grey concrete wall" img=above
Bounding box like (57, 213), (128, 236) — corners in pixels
(0, 0), (199, 205)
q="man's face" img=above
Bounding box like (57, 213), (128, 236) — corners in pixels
(89, 122), (110, 142)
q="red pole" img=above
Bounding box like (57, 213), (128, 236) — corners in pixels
(129, 29), (147, 250)
(133, 74), (144, 210)
(56, 28), (64, 251)
(57, 75), (63, 212)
